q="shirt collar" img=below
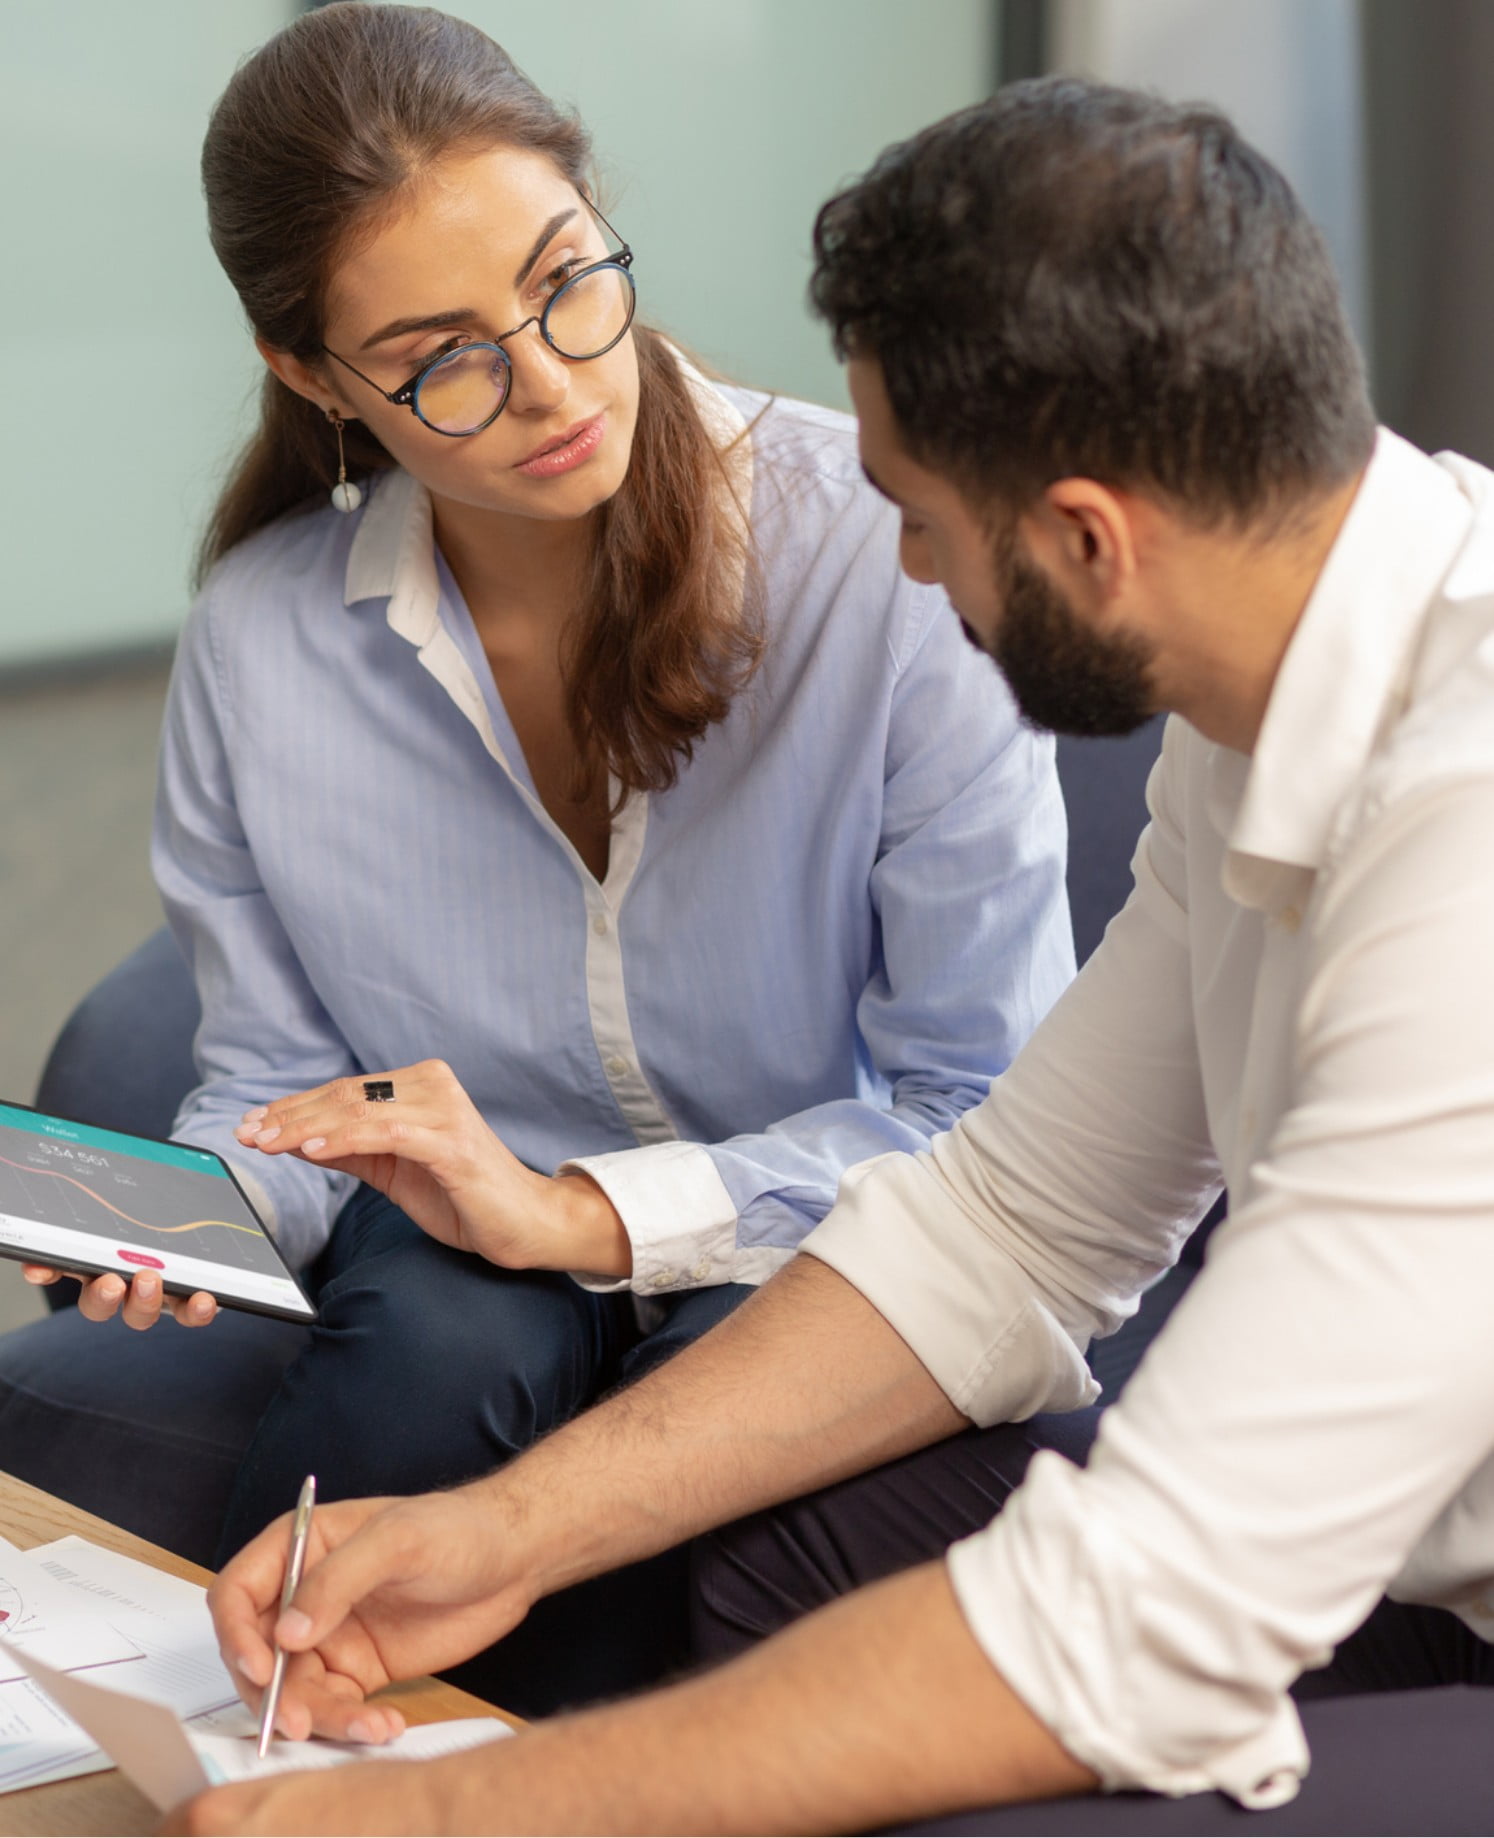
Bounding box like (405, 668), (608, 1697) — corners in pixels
(1221, 429), (1474, 904)
(341, 353), (752, 637)
(343, 465), (437, 642)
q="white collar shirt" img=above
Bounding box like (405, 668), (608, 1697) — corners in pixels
(805, 429), (1494, 1808)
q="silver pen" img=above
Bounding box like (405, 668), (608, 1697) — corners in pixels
(256, 1473), (317, 1759)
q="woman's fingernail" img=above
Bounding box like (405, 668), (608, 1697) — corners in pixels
(254, 1125), (282, 1144)
(192, 1297), (214, 1320)
(302, 1137), (327, 1154)
(242, 1106), (268, 1124)
(137, 1277), (157, 1300)
(346, 1718), (373, 1743)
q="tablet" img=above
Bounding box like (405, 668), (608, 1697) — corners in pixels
(0, 1100), (316, 1323)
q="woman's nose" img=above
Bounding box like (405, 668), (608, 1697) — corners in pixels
(503, 322), (569, 415)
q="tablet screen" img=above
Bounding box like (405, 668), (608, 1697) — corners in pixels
(0, 1101), (315, 1322)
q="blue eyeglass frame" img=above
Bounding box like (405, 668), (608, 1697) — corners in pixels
(321, 201), (635, 438)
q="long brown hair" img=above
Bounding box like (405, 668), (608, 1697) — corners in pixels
(200, 1), (760, 800)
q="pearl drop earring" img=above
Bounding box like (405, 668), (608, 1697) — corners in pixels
(326, 408), (364, 513)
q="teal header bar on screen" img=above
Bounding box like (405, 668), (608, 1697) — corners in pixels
(0, 1102), (230, 1179)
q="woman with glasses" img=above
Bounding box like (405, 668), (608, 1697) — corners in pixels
(9, 2), (1072, 1712)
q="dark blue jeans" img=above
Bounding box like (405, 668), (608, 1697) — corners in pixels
(216, 1186), (752, 1716)
(0, 1300), (308, 1563)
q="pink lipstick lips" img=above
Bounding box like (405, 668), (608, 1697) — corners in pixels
(515, 413), (606, 478)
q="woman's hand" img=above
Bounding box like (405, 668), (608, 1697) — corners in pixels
(233, 1061), (630, 1275)
(21, 1265), (217, 1330)
(210, 1490), (528, 1744)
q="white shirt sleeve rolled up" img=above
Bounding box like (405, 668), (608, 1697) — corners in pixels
(815, 772), (1494, 1804)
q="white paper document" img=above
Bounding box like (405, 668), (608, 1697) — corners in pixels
(32, 1534), (218, 1621)
(0, 1535), (239, 1795)
(0, 1534), (143, 1680)
(188, 1704), (512, 1786)
(8, 1645), (511, 1812)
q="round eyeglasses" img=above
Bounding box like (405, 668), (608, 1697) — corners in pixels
(322, 208), (636, 438)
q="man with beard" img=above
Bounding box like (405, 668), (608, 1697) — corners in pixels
(182, 78), (1494, 1835)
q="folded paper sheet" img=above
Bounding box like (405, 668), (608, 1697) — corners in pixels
(9, 1645), (511, 1812)
(5, 1646), (209, 1812)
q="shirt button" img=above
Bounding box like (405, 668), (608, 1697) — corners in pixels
(692, 1260), (710, 1281)
(592, 914), (608, 937)
(606, 1055), (630, 1078)
(1278, 904), (1302, 932)
(652, 1269), (675, 1288)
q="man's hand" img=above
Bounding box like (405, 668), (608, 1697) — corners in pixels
(210, 1256), (966, 1748)
(211, 1492), (530, 1742)
(233, 1061), (630, 1276)
(22, 1265), (217, 1330)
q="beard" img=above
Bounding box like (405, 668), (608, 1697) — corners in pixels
(963, 533), (1157, 738)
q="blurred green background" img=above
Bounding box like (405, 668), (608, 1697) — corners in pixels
(4, 0), (1419, 675)
(0, 0), (996, 671)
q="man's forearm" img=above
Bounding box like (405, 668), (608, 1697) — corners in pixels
(483, 1252), (966, 1604)
(441, 1560), (1094, 1834)
(177, 1561), (1095, 1834)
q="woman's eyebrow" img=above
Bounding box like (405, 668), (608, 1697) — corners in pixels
(513, 207), (578, 287)
(356, 208), (581, 352)
(359, 306), (476, 352)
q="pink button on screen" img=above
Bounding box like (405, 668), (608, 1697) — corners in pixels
(118, 1249), (166, 1270)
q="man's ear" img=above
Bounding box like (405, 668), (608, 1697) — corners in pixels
(255, 336), (346, 417)
(1020, 478), (1138, 612)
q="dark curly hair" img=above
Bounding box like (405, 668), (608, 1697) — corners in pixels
(810, 77), (1375, 526)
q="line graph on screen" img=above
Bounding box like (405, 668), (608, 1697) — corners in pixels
(0, 1151), (261, 1238)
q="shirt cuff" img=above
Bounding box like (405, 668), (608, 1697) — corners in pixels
(945, 1456), (1308, 1810)
(558, 1141), (739, 1294)
(803, 1152), (1099, 1423)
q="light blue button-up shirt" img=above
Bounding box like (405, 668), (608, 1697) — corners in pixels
(153, 385), (1075, 1282)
